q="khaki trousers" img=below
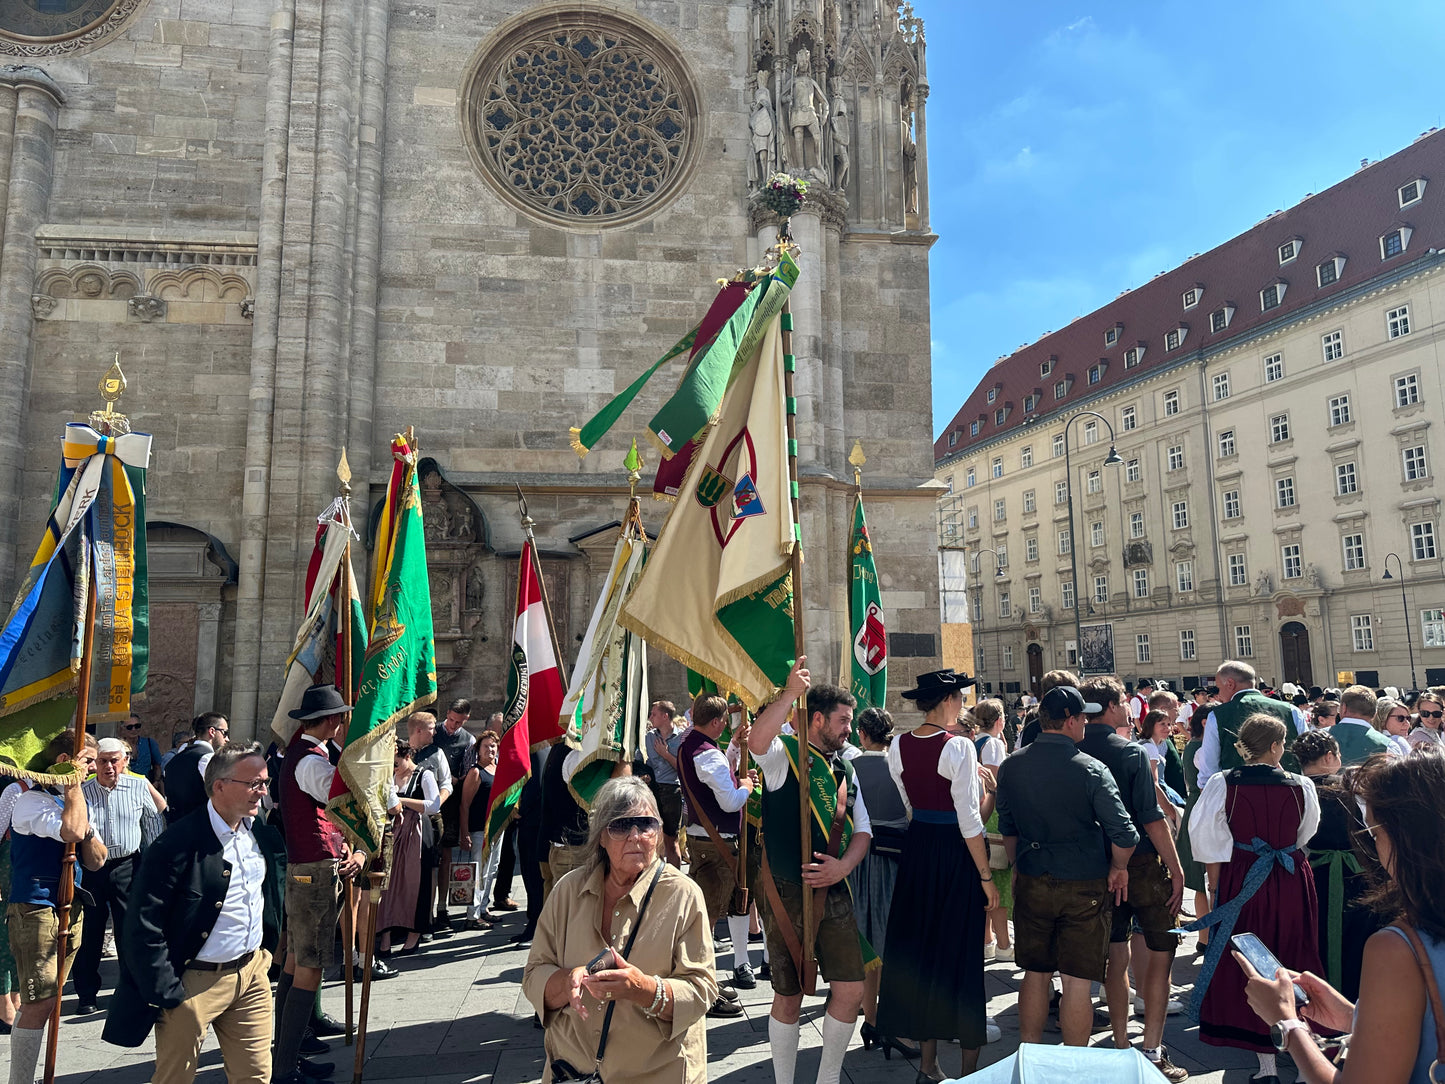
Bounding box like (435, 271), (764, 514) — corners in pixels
(153, 948), (273, 1084)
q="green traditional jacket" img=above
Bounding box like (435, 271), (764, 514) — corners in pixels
(1212, 690), (1302, 774)
(759, 734), (858, 886)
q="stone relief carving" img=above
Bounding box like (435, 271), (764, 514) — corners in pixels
(1255, 569), (1274, 596)
(749, 71), (778, 186)
(148, 266), (252, 302)
(830, 88), (851, 190)
(35, 263), (142, 300)
(786, 48), (829, 181)
(128, 295), (166, 322)
(0, 0), (146, 58)
(30, 294), (55, 319)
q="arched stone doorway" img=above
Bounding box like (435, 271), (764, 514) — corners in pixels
(1279, 621), (1313, 688)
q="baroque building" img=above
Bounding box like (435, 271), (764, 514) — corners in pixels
(0, 0), (942, 739)
(936, 130), (1445, 696)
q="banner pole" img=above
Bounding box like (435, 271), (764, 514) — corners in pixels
(337, 449), (356, 1045)
(352, 872), (383, 1083)
(516, 485), (571, 688)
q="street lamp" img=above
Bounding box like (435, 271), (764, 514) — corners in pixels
(970, 546), (1006, 691)
(1382, 553), (1419, 690)
(1063, 411), (1123, 674)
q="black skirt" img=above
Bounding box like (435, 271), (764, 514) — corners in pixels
(875, 817), (989, 1046)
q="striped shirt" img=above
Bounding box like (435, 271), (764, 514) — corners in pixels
(83, 773), (160, 858)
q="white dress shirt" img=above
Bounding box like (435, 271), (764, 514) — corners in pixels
(293, 734), (338, 805)
(755, 737), (871, 836)
(1187, 770), (1320, 864)
(11, 787), (69, 841)
(683, 741), (751, 838)
(194, 801), (266, 963)
(190, 739), (215, 780)
(885, 730), (986, 839)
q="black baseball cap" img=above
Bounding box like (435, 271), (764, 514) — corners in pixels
(1039, 686), (1101, 721)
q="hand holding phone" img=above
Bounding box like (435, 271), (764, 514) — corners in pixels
(1231, 932), (1309, 1007)
(585, 948), (618, 975)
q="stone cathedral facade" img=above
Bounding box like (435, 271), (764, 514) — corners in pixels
(0, 0), (942, 740)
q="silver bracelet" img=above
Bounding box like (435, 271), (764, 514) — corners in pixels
(644, 975), (666, 1017)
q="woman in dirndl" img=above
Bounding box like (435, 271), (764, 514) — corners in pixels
(377, 742), (441, 954)
(1187, 713), (1322, 1084)
(877, 670), (1000, 1083)
(847, 707), (914, 1059)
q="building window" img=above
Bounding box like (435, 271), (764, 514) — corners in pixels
(1282, 543), (1303, 580)
(1087, 470), (1102, 495)
(1278, 240), (1298, 264)
(1023, 489), (1037, 513)
(1176, 560), (1194, 592)
(1264, 353), (1284, 382)
(967, 506), (978, 529)
(1136, 634), (1151, 664)
(1381, 228), (1408, 259)
(1328, 394), (1352, 426)
(1388, 305), (1411, 339)
(1210, 306), (1233, 333)
(1091, 521), (1104, 547)
(1003, 645), (1015, 670)
(1040, 358), (1055, 377)
(1261, 283), (1283, 311)
(1164, 389), (1180, 416)
(1062, 580), (1075, 610)
(1343, 533), (1365, 571)
(1218, 429), (1236, 458)
(1172, 500), (1189, 529)
(1179, 629), (1197, 660)
(1024, 394), (1038, 412)
(1104, 327), (1119, 346)
(1020, 446), (1033, 468)
(1229, 554), (1248, 587)
(1094, 575), (1109, 604)
(1121, 405), (1137, 431)
(965, 467), (976, 488)
(1028, 586), (1041, 614)
(1404, 445), (1430, 481)
(1088, 364), (1103, 385)
(970, 420), (980, 437)
(1055, 380), (1068, 400)
(1270, 413), (1291, 443)
(995, 408), (1007, 426)
(987, 387), (998, 404)
(1351, 614), (1374, 651)
(1423, 608), (1445, 648)
(1052, 434), (1065, 457)
(1399, 179), (1425, 206)
(1058, 528), (1072, 555)
(1025, 535), (1039, 561)
(1083, 420), (1099, 445)
(1165, 327), (1182, 351)
(992, 457), (1003, 479)
(1396, 373), (1420, 407)
(1235, 625), (1254, 657)
(1183, 287), (1200, 309)
(996, 544), (1008, 569)
(1130, 511), (1145, 539)
(1213, 373), (1231, 401)
(1133, 569), (1150, 598)
(1336, 462), (1358, 495)
(1055, 480), (1068, 505)
(1276, 476), (1296, 508)
(994, 498), (1006, 522)
(1223, 489), (1242, 519)
(1413, 522), (1438, 560)
(1322, 329), (1343, 361)
(998, 591), (1011, 618)
(1126, 458), (1141, 483)
(1123, 346), (1141, 367)
(975, 644), (984, 668)
(1167, 444), (1185, 471)
(1317, 258), (1340, 287)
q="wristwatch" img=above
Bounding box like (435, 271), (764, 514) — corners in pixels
(1271, 1018), (1309, 1052)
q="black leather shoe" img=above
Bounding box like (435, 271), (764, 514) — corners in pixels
(300, 1030), (330, 1056)
(706, 996), (744, 1018)
(371, 956), (397, 980)
(76, 1001), (99, 1016)
(298, 1056), (334, 1078)
(310, 1012), (346, 1038)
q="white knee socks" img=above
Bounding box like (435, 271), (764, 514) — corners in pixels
(769, 1015), (800, 1084)
(9, 1025), (44, 1084)
(728, 914), (752, 969)
(816, 1013), (858, 1084)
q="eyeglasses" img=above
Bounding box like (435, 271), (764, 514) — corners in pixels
(1360, 822), (1385, 842)
(122, 722), (142, 731)
(605, 816), (661, 839)
(1389, 714), (1410, 723)
(213, 729), (229, 739)
(222, 777), (268, 793)
(1420, 711), (1444, 720)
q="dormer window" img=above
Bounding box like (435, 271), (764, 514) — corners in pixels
(1088, 363), (1104, 385)
(1381, 226), (1412, 259)
(970, 420), (980, 437)
(1123, 344), (1145, 368)
(947, 431), (958, 447)
(1054, 377), (1072, 400)
(1104, 325), (1121, 347)
(1182, 286), (1202, 310)
(1399, 178), (1426, 207)
(995, 407), (1007, 426)
(1260, 281), (1286, 312)
(1278, 239), (1300, 264)
(1317, 255), (1345, 287)
(1023, 393), (1039, 413)
(1165, 326), (1187, 351)
(1210, 304), (1236, 333)
(987, 387), (997, 404)
(1040, 356), (1056, 377)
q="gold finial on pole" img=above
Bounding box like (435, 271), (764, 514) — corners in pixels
(90, 352), (131, 435)
(849, 439), (866, 487)
(624, 438), (643, 500)
(338, 448), (352, 498)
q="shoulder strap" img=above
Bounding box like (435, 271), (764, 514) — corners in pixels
(677, 745), (741, 883)
(1398, 925), (1445, 1068)
(593, 861), (665, 1069)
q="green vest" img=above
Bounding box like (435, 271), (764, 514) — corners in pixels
(1212, 690), (1301, 774)
(1327, 720), (1394, 766)
(759, 735), (857, 886)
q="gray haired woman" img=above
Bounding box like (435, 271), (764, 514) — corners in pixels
(523, 776), (717, 1083)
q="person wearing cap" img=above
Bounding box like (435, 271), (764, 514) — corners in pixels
(1077, 678), (1189, 1081)
(74, 736), (167, 1014)
(1016, 670), (1079, 748)
(273, 684), (367, 1084)
(876, 669), (1001, 1081)
(1196, 660), (1302, 787)
(995, 684), (1138, 1047)
(1128, 678), (1155, 723)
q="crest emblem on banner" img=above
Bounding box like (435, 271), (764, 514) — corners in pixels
(853, 601), (887, 674)
(697, 427), (765, 546)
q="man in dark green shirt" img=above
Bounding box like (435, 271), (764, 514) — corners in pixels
(997, 684), (1138, 1047)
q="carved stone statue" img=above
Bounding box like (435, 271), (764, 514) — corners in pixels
(749, 71), (777, 186)
(830, 93), (851, 190)
(901, 105), (918, 214)
(1255, 568), (1273, 596)
(787, 49), (828, 179)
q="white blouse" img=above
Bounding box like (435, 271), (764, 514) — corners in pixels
(886, 730), (985, 840)
(1187, 769), (1320, 865)
(978, 733), (1008, 769)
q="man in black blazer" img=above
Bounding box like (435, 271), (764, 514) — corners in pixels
(104, 741), (287, 1084)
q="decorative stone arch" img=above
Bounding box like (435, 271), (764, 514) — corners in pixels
(0, 1), (151, 59)
(35, 263), (142, 300)
(147, 266), (252, 302)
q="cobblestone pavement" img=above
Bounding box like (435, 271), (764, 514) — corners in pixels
(42, 898), (1295, 1083)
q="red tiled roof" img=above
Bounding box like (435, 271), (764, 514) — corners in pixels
(935, 128), (1445, 465)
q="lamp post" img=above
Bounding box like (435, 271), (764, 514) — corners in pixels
(970, 546), (1006, 692)
(1063, 411), (1123, 674)
(1382, 552), (1418, 690)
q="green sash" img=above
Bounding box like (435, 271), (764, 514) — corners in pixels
(1308, 848), (1362, 990)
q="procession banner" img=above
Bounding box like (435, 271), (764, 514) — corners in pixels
(847, 491), (887, 714)
(0, 424), (152, 780)
(327, 435), (436, 855)
(271, 498), (369, 746)
(483, 541), (567, 852)
(620, 310), (795, 710)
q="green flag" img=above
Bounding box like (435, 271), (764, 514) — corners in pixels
(847, 491), (888, 713)
(327, 434), (436, 856)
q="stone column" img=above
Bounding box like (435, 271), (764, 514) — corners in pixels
(0, 82), (18, 259)
(231, 2), (296, 734)
(193, 601), (223, 714)
(913, 81), (930, 232)
(0, 68), (62, 597)
(787, 207), (825, 465)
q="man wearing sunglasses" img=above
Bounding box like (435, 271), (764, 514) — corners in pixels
(163, 712), (231, 825)
(122, 714), (164, 785)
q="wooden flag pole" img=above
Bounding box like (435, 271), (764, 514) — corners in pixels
(337, 450), (357, 1045)
(352, 873), (383, 1084)
(516, 485), (572, 689)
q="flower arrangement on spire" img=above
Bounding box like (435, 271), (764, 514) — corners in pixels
(759, 172), (809, 219)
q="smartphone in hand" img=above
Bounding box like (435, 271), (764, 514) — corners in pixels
(585, 948), (618, 975)
(1231, 932), (1309, 1007)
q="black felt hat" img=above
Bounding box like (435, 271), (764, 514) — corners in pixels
(900, 669), (977, 701)
(287, 683), (354, 721)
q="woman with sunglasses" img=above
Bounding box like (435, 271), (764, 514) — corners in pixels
(1407, 689), (1445, 752)
(1236, 750), (1445, 1084)
(524, 776), (716, 1083)
(1373, 697), (1415, 758)
(1312, 700), (1341, 730)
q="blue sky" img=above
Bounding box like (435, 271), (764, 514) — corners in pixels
(919, 2), (1445, 437)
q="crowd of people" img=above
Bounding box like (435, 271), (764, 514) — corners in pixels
(3, 664), (1443, 1084)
